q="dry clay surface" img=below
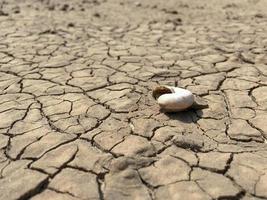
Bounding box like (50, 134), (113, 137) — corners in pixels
(0, 0), (267, 199)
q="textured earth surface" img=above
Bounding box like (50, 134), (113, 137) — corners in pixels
(1, 0), (267, 199)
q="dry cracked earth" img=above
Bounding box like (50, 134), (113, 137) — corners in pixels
(0, 0), (267, 199)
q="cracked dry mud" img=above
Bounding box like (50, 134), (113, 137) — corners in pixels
(0, 0), (267, 199)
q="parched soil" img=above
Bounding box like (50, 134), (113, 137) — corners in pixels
(0, 0), (267, 199)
